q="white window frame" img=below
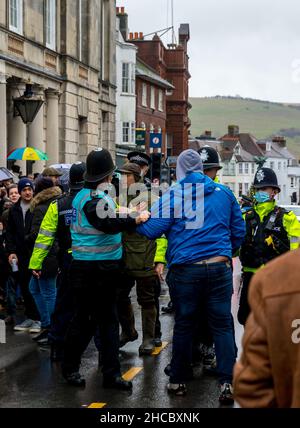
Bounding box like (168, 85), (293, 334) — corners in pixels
(9, 0), (23, 35)
(238, 163), (243, 175)
(244, 183), (249, 194)
(150, 86), (156, 110)
(131, 122), (136, 144)
(122, 122), (130, 144)
(238, 183), (243, 197)
(122, 63), (130, 93)
(244, 163), (249, 174)
(278, 161), (281, 171)
(45, 0), (56, 50)
(270, 161), (275, 170)
(251, 163), (255, 174)
(142, 83), (147, 107)
(158, 89), (164, 112)
(131, 64), (135, 95)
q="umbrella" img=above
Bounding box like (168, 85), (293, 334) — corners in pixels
(7, 147), (48, 161)
(0, 167), (15, 182)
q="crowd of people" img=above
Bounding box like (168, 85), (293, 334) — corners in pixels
(1, 146), (300, 407)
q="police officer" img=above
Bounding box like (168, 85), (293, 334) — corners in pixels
(239, 167), (300, 325)
(128, 151), (152, 188)
(198, 146), (222, 182)
(62, 149), (149, 389)
(116, 163), (167, 355)
(29, 162), (87, 360)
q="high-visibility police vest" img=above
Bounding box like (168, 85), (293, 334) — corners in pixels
(71, 188), (122, 261)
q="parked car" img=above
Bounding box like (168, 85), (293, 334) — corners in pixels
(281, 205), (300, 222)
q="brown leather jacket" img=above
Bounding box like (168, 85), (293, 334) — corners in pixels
(234, 249), (300, 408)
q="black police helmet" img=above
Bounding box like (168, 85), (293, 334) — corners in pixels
(198, 146), (222, 171)
(253, 168), (281, 193)
(84, 149), (115, 183)
(69, 162), (86, 190)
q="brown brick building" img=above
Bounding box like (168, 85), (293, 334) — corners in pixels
(129, 25), (191, 156)
(135, 59), (174, 155)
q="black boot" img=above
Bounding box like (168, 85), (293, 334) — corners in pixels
(139, 307), (157, 356)
(63, 372), (86, 387)
(103, 376), (133, 390)
(118, 302), (138, 348)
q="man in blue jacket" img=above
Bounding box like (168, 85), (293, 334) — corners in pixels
(137, 150), (245, 404)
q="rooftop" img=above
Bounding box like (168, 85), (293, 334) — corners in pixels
(136, 59), (175, 90)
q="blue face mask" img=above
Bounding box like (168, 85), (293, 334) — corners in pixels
(254, 191), (271, 204)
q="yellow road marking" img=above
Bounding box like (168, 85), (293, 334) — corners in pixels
(122, 367), (143, 381)
(151, 341), (169, 356)
(88, 403), (107, 409)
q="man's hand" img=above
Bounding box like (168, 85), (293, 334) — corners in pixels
(135, 201), (148, 213)
(0, 222), (3, 233)
(135, 211), (150, 225)
(155, 263), (165, 281)
(32, 270), (42, 279)
(8, 254), (18, 265)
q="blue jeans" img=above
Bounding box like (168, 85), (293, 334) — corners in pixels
(29, 276), (57, 328)
(167, 262), (236, 385)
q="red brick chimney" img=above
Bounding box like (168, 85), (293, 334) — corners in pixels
(272, 136), (286, 147)
(228, 125), (239, 137)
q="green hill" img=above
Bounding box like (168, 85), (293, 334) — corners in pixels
(189, 97), (300, 159)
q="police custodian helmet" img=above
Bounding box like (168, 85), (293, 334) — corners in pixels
(84, 148), (115, 183)
(198, 146), (222, 171)
(253, 168), (281, 193)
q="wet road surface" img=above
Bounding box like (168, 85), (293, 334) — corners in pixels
(0, 260), (243, 408)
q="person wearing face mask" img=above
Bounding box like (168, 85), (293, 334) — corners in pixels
(238, 168), (300, 326)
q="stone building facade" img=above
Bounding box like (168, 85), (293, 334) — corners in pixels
(0, 0), (116, 174)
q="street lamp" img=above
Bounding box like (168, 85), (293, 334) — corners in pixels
(14, 84), (44, 124)
(13, 84), (44, 175)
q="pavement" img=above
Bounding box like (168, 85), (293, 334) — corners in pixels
(0, 322), (39, 373)
(0, 260), (243, 408)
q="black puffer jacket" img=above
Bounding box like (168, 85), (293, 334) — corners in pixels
(28, 186), (62, 277)
(6, 200), (33, 269)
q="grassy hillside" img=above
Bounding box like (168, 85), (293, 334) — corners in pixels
(189, 97), (300, 159)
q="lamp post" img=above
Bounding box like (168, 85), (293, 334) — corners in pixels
(13, 84), (44, 175)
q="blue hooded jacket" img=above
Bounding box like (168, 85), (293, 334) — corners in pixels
(137, 172), (245, 267)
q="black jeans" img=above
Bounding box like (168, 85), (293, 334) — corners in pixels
(237, 271), (254, 326)
(62, 260), (121, 380)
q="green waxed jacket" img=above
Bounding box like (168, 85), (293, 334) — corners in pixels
(122, 189), (167, 278)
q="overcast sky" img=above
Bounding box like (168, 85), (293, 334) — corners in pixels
(118, 0), (300, 102)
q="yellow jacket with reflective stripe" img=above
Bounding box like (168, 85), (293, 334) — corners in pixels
(29, 201), (58, 271)
(243, 201), (300, 273)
